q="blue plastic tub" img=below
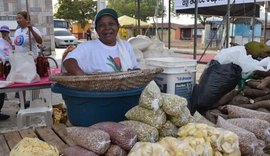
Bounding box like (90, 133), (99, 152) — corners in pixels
(51, 84), (143, 126)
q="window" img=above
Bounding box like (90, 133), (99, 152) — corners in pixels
(54, 30), (72, 36)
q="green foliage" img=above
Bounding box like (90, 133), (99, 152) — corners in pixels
(107, 0), (164, 21)
(54, 0), (97, 30)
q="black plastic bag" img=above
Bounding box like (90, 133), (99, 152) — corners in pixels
(191, 60), (242, 114)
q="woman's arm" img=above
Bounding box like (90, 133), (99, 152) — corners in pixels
(63, 58), (85, 75)
(27, 22), (42, 44)
(29, 27), (42, 44)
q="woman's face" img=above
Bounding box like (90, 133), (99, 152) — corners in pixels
(16, 14), (28, 28)
(0, 31), (9, 38)
(96, 15), (119, 46)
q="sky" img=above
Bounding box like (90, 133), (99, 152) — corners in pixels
(52, 0), (57, 13)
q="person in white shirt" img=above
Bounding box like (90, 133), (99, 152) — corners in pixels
(0, 25), (14, 61)
(63, 8), (139, 75)
(0, 25), (14, 120)
(13, 11), (43, 108)
(14, 11), (42, 58)
(266, 39), (270, 46)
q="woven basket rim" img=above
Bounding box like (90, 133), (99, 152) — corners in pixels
(49, 67), (163, 82)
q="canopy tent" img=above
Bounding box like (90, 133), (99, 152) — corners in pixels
(118, 15), (152, 28)
(175, 3), (260, 17)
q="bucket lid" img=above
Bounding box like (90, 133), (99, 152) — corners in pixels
(146, 57), (197, 67)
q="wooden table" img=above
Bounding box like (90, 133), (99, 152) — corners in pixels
(0, 124), (75, 156)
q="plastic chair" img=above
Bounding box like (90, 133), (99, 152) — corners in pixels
(17, 88), (53, 129)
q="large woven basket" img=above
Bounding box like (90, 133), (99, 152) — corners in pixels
(49, 67), (163, 91)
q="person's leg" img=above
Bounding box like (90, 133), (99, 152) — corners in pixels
(0, 93), (10, 120)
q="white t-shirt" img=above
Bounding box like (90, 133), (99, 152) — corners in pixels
(13, 27), (42, 57)
(64, 39), (139, 73)
(0, 38), (13, 61)
(266, 40), (270, 46)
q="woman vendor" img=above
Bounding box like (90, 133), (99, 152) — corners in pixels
(63, 8), (139, 75)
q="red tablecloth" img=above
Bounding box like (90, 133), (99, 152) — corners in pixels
(1, 68), (61, 89)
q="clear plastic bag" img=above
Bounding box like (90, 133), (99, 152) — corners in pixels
(125, 105), (166, 129)
(67, 127), (111, 155)
(7, 52), (40, 83)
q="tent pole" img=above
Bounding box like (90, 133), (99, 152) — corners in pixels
(264, 2), (268, 43)
(161, 0), (164, 41)
(137, 0), (141, 35)
(193, 0), (198, 59)
(168, 0), (171, 49)
(226, 0), (230, 48)
(251, 0), (256, 41)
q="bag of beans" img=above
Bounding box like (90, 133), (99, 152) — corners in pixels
(227, 105), (270, 122)
(90, 122), (137, 151)
(191, 111), (215, 127)
(103, 144), (127, 156)
(61, 146), (98, 156)
(169, 107), (192, 127)
(67, 127), (110, 155)
(161, 93), (187, 117)
(120, 120), (159, 142)
(227, 118), (270, 144)
(125, 105), (166, 129)
(216, 116), (259, 155)
(138, 81), (163, 111)
(158, 120), (178, 137)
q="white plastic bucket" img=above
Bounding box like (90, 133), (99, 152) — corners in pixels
(146, 57), (197, 103)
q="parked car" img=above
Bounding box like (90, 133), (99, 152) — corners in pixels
(54, 28), (78, 48)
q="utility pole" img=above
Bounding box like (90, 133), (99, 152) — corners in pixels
(97, 0), (106, 11)
(161, 0), (164, 41)
(168, 0), (171, 49)
(137, 0), (141, 35)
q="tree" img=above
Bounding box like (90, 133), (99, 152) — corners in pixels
(107, 0), (164, 21)
(54, 0), (97, 30)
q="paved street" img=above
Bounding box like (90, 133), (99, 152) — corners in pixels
(0, 47), (212, 133)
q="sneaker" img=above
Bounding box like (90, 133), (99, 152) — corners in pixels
(0, 113), (10, 121)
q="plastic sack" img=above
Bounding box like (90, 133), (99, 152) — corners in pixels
(214, 46), (270, 78)
(139, 80), (163, 111)
(158, 120), (178, 137)
(61, 146), (98, 156)
(104, 144), (127, 156)
(159, 137), (196, 156)
(169, 107), (192, 127)
(191, 60), (242, 114)
(216, 116), (258, 155)
(128, 142), (169, 156)
(10, 137), (59, 156)
(7, 52), (40, 83)
(125, 105), (166, 129)
(67, 127), (111, 155)
(178, 123), (240, 155)
(227, 118), (270, 144)
(90, 121), (137, 151)
(227, 105), (270, 122)
(127, 35), (152, 51)
(120, 120), (159, 143)
(161, 93), (188, 117)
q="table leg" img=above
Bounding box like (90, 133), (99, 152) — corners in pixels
(19, 91), (25, 109)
